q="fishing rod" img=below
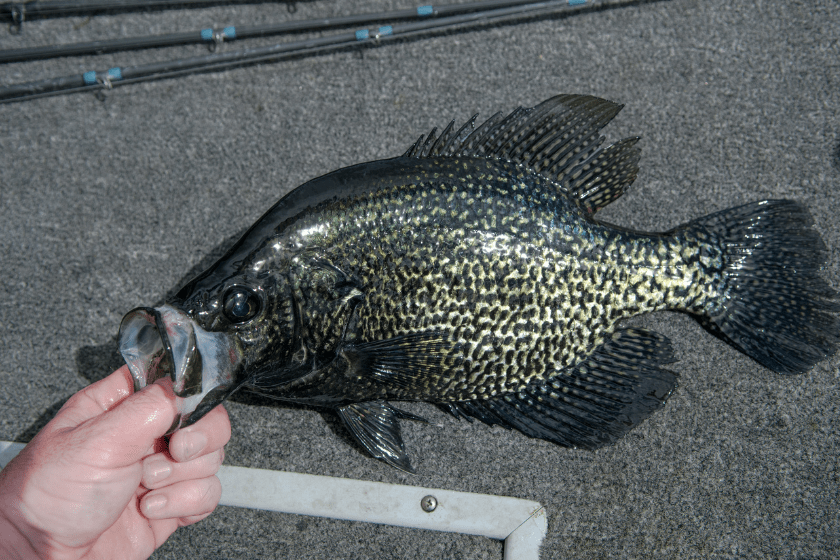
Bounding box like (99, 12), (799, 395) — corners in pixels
(2, 0), (290, 30)
(0, 0), (596, 103)
(1, 0), (578, 62)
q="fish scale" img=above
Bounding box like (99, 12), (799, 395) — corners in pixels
(265, 157), (713, 404)
(118, 95), (839, 472)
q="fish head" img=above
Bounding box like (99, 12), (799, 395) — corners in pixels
(118, 266), (298, 432)
(117, 165), (369, 432)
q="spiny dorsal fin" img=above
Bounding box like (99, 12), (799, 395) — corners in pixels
(403, 95), (641, 214)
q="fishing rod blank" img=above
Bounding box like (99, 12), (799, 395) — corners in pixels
(0, 31), (360, 101)
(0, 0), (595, 103)
(0, 0), (563, 62)
(2, 0), (289, 26)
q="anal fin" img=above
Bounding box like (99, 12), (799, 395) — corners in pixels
(337, 401), (415, 473)
(448, 327), (678, 449)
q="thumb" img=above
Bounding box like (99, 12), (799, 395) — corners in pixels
(60, 371), (180, 468)
(49, 366), (137, 430)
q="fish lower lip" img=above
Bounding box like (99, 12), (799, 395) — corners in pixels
(118, 307), (175, 392)
(118, 304), (241, 432)
(118, 306), (204, 397)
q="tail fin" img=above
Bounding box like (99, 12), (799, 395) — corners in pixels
(689, 200), (840, 374)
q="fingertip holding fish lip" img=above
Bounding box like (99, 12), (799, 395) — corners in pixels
(118, 304), (242, 434)
(177, 430), (209, 462)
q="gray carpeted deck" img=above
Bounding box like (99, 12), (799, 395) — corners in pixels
(1, 1), (839, 558)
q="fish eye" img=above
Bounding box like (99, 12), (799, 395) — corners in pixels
(223, 287), (261, 323)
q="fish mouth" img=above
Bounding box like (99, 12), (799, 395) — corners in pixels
(118, 304), (242, 432)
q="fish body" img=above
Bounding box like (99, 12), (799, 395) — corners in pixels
(238, 155), (699, 402)
(119, 95), (839, 471)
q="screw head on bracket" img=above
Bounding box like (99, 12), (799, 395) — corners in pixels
(420, 495), (437, 512)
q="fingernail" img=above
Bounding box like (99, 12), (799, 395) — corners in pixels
(143, 456), (172, 486)
(143, 494), (167, 517)
(181, 431), (208, 461)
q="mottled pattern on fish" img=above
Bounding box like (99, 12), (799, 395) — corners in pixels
(119, 94), (840, 472)
(248, 156), (714, 403)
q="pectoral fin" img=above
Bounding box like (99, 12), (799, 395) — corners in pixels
(340, 331), (451, 391)
(337, 401), (415, 473)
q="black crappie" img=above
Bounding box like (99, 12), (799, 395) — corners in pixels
(119, 95), (839, 472)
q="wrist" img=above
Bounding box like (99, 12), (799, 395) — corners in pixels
(0, 508), (39, 560)
(0, 454), (41, 560)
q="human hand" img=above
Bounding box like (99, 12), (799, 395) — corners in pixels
(0, 365), (231, 560)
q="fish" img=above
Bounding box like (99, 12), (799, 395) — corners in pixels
(118, 94), (840, 472)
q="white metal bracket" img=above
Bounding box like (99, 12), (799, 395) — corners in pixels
(1, 441), (546, 559)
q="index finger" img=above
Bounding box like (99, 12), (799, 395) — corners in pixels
(167, 404), (231, 463)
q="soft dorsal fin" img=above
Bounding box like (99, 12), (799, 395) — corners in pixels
(403, 94), (641, 214)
